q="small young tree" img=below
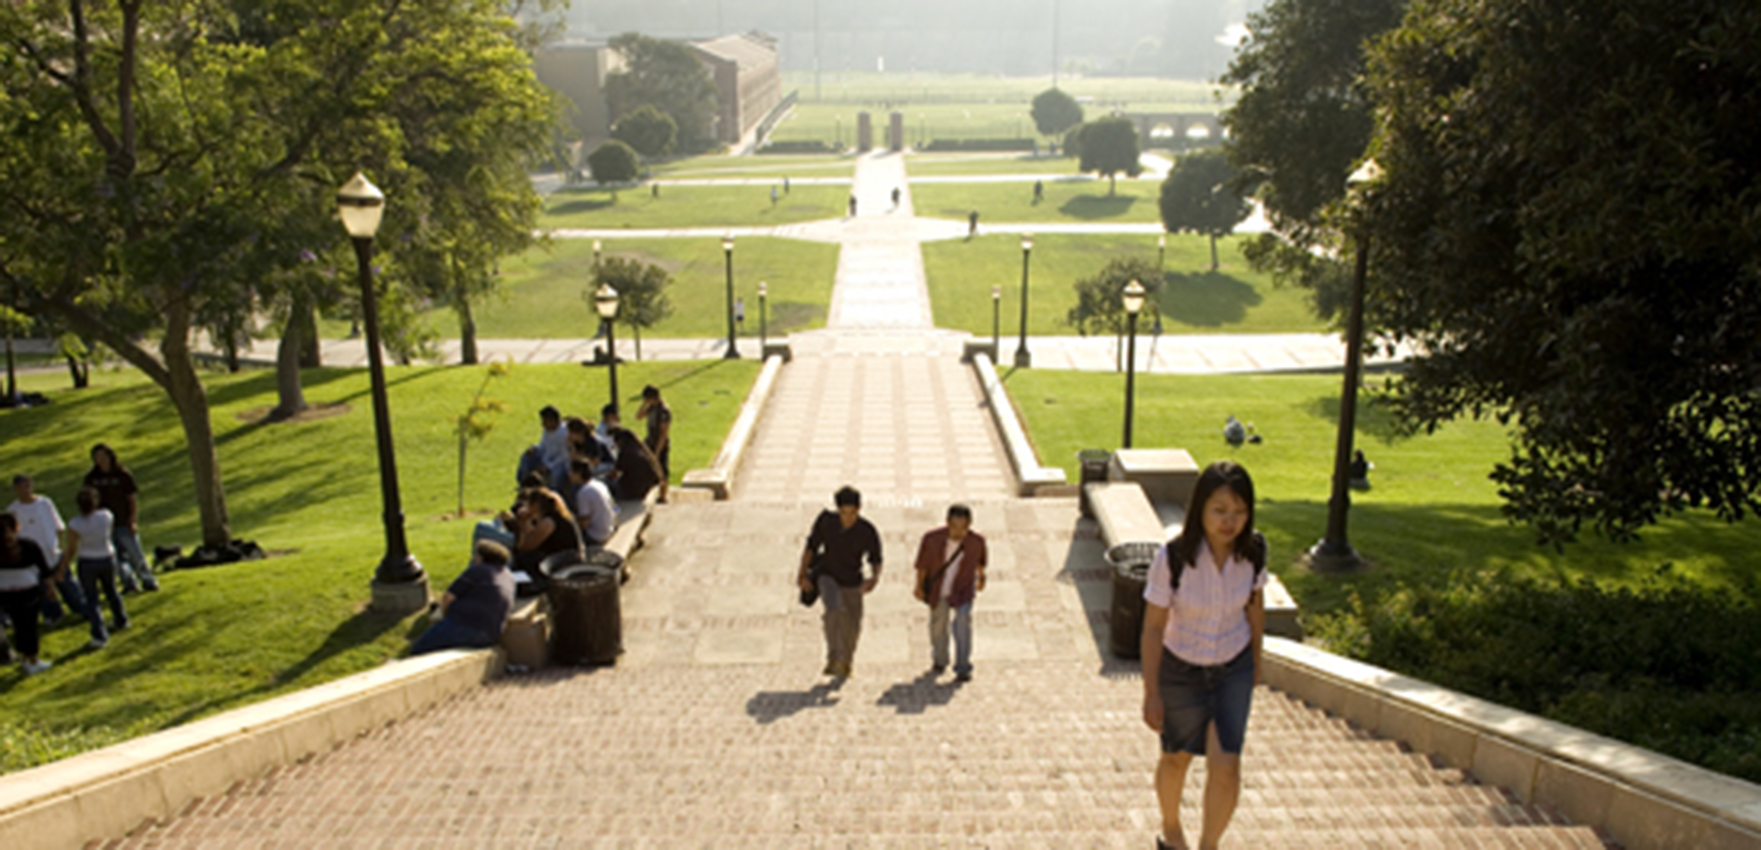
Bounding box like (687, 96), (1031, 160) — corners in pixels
(454, 359), (511, 518)
(1030, 88), (1084, 139)
(1066, 257), (1163, 372)
(612, 105), (678, 159)
(1078, 117), (1142, 194)
(592, 257), (673, 361)
(1159, 150), (1254, 271)
(587, 140), (641, 196)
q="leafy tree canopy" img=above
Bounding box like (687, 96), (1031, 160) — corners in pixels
(1066, 257), (1162, 338)
(592, 256), (673, 358)
(604, 32), (719, 152)
(1077, 117), (1141, 194)
(587, 140), (640, 186)
(612, 104), (678, 159)
(1159, 150), (1253, 271)
(1030, 88), (1083, 138)
(1364, 0), (1761, 544)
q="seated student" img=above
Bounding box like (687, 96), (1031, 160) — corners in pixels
(1223, 415), (1247, 446)
(595, 404), (621, 462)
(411, 541), (516, 655)
(565, 416), (613, 474)
(568, 459), (619, 548)
(607, 427), (667, 503)
(512, 487), (583, 575)
(515, 406), (570, 489)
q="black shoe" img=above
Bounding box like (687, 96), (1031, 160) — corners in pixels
(930, 664), (946, 675)
(954, 671), (972, 683)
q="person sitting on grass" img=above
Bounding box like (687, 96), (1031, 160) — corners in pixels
(568, 459), (619, 549)
(411, 541), (516, 655)
(607, 427), (667, 503)
(0, 513), (57, 674)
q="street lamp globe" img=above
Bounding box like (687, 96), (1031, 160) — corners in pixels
(757, 281), (768, 299)
(1021, 233), (1034, 252)
(1123, 280), (1146, 315)
(991, 284), (1001, 302)
(595, 283), (619, 320)
(722, 234), (735, 253)
(336, 173), (384, 239)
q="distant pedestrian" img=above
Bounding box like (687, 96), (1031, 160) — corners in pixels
(0, 513), (56, 674)
(1033, 180), (1044, 203)
(63, 486), (128, 649)
(84, 444), (157, 593)
(410, 541), (516, 655)
(652, 182), (659, 198)
(770, 185), (778, 207)
(637, 385), (672, 482)
(968, 210), (979, 236)
(1349, 450), (1373, 490)
(913, 504), (988, 682)
(798, 486), (883, 679)
(1141, 461), (1267, 850)
(783, 176), (791, 194)
(8, 474), (88, 627)
(848, 195), (857, 217)
(891, 186), (901, 209)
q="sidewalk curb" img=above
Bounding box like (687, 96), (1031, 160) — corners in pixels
(681, 350), (787, 498)
(1263, 637), (1761, 850)
(970, 353), (1067, 495)
(0, 648), (503, 850)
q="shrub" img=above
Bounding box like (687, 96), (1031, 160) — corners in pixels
(611, 105), (677, 158)
(586, 140), (639, 187)
(1308, 567), (1761, 782)
(918, 138), (1036, 152)
(758, 140), (845, 154)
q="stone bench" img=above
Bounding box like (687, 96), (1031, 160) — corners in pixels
(1109, 448), (1201, 510)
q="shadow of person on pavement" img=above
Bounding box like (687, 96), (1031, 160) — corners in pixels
(744, 679), (844, 724)
(875, 669), (965, 715)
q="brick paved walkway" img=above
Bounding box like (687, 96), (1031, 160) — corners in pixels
(103, 153), (1617, 848)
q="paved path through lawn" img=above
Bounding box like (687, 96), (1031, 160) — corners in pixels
(113, 152), (1611, 848)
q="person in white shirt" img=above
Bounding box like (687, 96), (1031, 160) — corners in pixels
(567, 460), (618, 548)
(1140, 461), (1267, 850)
(8, 474), (91, 627)
(62, 487), (129, 648)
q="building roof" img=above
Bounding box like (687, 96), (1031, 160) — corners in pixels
(692, 32), (778, 70)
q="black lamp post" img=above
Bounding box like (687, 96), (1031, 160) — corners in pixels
(1121, 280), (1145, 448)
(337, 172), (428, 613)
(990, 283), (1001, 355)
(757, 281), (769, 351)
(722, 235), (740, 359)
(595, 282), (620, 407)
(1308, 160), (1380, 574)
(1014, 234), (1034, 368)
(1157, 233), (1166, 268)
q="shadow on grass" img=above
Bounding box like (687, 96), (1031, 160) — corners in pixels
(1058, 194), (1139, 220)
(1300, 391), (1409, 445)
(767, 302), (825, 334)
(547, 197), (619, 217)
(1157, 271), (1263, 328)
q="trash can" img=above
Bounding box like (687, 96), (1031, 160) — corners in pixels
(1078, 449), (1113, 518)
(1106, 542), (1160, 660)
(547, 551), (625, 666)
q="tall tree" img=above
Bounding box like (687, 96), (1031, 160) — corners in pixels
(1364, 0), (1761, 544)
(1065, 257), (1163, 373)
(1077, 117), (1141, 195)
(1030, 88), (1083, 139)
(588, 140), (640, 192)
(0, 0), (557, 548)
(603, 32), (719, 152)
(1220, 0), (1407, 318)
(592, 257), (672, 362)
(611, 104), (678, 159)
(1159, 150), (1253, 271)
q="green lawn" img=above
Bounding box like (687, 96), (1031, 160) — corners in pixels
(418, 237), (838, 340)
(785, 72), (1228, 109)
(924, 233), (1324, 336)
(646, 154), (855, 179)
(540, 183), (848, 229)
(0, 359), (759, 773)
(911, 176), (1163, 224)
(1007, 369), (1758, 618)
(907, 154), (1087, 176)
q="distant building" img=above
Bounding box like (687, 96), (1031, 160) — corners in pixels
(690, 32), (783, 146)
(533, 32), (782, 151)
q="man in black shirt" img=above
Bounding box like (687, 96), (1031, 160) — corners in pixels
(798, 486), (883, 679)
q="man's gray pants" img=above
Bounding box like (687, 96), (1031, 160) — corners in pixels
(818, 575), (864, 667)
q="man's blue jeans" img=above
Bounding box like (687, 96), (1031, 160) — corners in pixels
(110, 526), (156, 591)
(410, 618), (497, 655)
(929, 601), (974, 676)
(40, 575), (93, 624)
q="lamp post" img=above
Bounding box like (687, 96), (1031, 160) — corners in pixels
(1307, 160), (1380, 574)
(337, 172), (428, 614)
(593, 239), (602, 269)
(595, 283), (620, 407)
(757, 281), (769, 351)
(990, 283), (1001, 354)
(722, 235), (740, 359)
(1157, 233), (1166, 268)
(1121, 280), (1145, 448)
(1014, 233), (1034, 368)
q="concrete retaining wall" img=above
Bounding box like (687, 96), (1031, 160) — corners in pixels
(681, 350), (788, 499)
(970, 352), (1067, 495)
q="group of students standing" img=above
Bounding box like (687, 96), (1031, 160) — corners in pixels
(1, 444), (160, 675)
(797, 461), (1268, 850)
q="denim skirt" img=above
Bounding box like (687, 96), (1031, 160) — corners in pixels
(1157, 645), (1255, 756)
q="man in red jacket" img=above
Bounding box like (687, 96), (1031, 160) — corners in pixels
(912, 504), (988, 682)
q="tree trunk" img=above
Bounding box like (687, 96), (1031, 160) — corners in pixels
(65, 351), (88, 389)
(1209, 233), (1219, 272)
(160, 299), (233, 549)
(457, 295), (478, 365)
(632, 322), (643, 361)
(1110, 173), (1117, 195)
(4, 327), (15, 400)
(272, 292), (309, 419)
(296, 299), (320, 368)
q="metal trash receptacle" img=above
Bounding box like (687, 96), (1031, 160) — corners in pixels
(1078, 449), (1112, 518)
(1106, 541), (1160, 659)
(547, 551), (625, 666)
